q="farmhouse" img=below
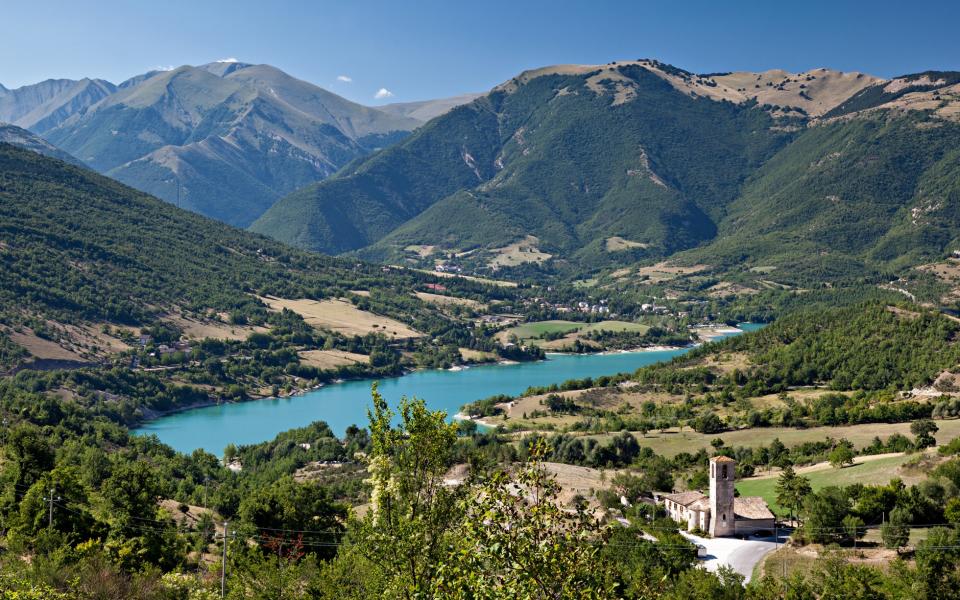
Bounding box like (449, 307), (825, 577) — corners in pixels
(655, 456), (774, 537)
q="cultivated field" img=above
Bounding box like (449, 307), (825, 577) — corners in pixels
(298, 349), (370, 370)
(496, 320), (650, 346)
(605, 236), (649, 252)
(415, 292), (485, 309)
(584, 419), (960, 459)
(488, 235), (552, 269)
(164, 311), (267, 341)
(259, 296), (422, 338)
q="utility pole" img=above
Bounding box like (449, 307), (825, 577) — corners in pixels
(44, 488), (60, 529)
(221, 521), (229, 599)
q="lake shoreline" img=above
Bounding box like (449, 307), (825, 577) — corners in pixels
(136, 324), (761, 453)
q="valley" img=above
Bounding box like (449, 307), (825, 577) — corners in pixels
(1, 25), (960, 597)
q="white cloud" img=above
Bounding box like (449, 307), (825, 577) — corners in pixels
(153, 65), (175, 72)
(336, 75), (353, 83)
(374, 87), (394, 99)
(216, 57), (239, 63)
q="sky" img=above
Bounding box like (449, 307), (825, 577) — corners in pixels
(2, 0), (959, 105)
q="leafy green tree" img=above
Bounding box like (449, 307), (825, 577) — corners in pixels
(237, 477), (346, 560)
(349, 384), (464, 599)
(9, 467), (101, 551)
(880, 508), (910, 551)
(914, 526), (960, 599)
(775, 466), (812, 524)
(802, 487), (851, 544)
(829, 443), (855, 469)
(911, 418), (938, 449)
(842, 514), (866, 546)
(432, 439), (619, 599)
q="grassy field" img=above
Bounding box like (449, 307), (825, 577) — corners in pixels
(583, 418), (960, 458)
(736, 454), (919, 515)
(498, 320), (651, 344)
(259, 296), (422, 338)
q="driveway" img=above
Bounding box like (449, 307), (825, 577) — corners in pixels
(680, 531), (787, 583)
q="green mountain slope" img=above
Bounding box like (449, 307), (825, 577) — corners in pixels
(252, 61), (797, 265)
(39, 62), (420, 226)
(677, 111), (960, 282)
(0, 144), (457, 369)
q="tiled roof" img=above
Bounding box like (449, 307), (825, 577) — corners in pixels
(661, 491), (708, 507)
(711, 455), (736, 463)
(735, 496), (775, 520)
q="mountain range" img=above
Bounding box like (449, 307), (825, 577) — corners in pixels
(251, 61), (960, 280)
(0, 62), (474, 226)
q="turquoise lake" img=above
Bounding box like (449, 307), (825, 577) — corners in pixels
(135, 324), (763, 454)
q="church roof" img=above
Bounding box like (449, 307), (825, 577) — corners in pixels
(734, 496), (775, 520)
(660, 491), (707, 507)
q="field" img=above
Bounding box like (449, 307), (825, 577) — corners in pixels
(488, 235), (552, 269)
(584, 419), (960, 459)
(736, 453), (925, 515)
(164, 311), (267, 341)
(496, 320), (650, 346)
(414, 292), (485, 309)
(259, 296), (422, 338)
(298, 349), (370, 370)
(459, 348), (498, 363)
(605, 236), (650, 252)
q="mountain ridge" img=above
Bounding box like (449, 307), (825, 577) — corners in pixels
(253, 60), (960, 280)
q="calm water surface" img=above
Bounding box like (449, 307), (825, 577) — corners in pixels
(135, 323), (763, 454)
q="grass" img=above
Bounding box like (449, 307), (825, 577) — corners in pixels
(500, 320), (650, 343)
(259, 296), (422, 338)
(736, 454), (918, 515)
(583, 418), (960, 459)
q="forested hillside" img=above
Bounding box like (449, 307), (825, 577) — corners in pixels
(255, 62), (960, 284)
(0, 144), (492, 371)
(679, 112), (960, 282)
(253, 61), (794, 266)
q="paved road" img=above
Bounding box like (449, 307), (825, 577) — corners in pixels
(680, 532), (787, 583)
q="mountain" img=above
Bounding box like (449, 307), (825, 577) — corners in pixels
(675, 109), (960, 283)
(0, 143), (456, 370)
(0, 78), (116, 133)
(30, 62), (421, 226)
(251, 61), (870, 261)
(380, 93), (484, 122)
(0, 122), (85, 166)
(253, 60), (960, 279)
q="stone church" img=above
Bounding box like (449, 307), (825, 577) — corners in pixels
(655, 456), (775, 537)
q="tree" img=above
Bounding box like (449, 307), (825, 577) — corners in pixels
(881, 508), (910, 552)
(431, 439), (619, 599)
(842, 514), (866, 546)
(238, 477), (346, 561)
(775, 466), (812, 525)
(803, 487), (851, 544)
(829, 443), (855, 469)
(911, 418), (938, 449)
(350, 384), (464, 599)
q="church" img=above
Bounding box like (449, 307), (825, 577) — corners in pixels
(654, 456), (775, 537)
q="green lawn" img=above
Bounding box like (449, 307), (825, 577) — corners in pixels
(736, 454), (916, 515)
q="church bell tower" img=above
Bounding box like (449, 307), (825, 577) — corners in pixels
(709, 456), (736, 537)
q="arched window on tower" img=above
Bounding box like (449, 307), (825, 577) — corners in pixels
(722, 465), (727, 479)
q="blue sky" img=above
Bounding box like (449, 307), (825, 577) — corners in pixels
(3, 0), (958, 104)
